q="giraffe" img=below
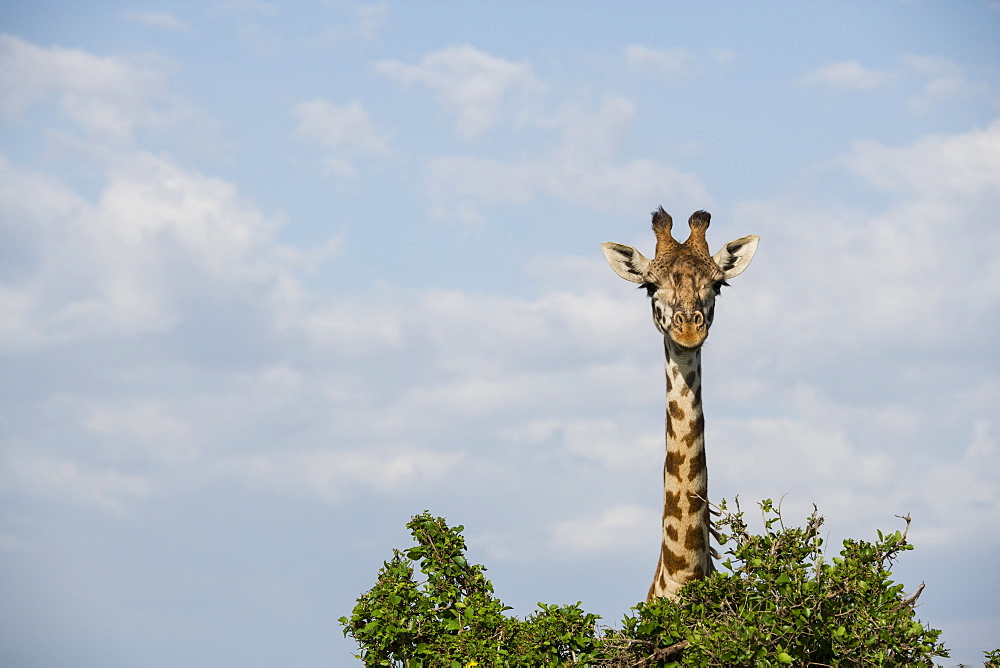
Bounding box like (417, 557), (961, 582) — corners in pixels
(602, 207), (758, 601)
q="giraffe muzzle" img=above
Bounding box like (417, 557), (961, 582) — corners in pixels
(669, 310), (708, 348)
(672, 310), (704, 327)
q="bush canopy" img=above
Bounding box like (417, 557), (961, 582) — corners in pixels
(341, 500), (989, 666)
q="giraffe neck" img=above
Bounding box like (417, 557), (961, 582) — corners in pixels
(647, 340), (711, 601)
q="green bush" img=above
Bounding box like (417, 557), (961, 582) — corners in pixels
(339, 513), (602, 666)
(341, 501), (962, 666)
(608, 499), (947, 666)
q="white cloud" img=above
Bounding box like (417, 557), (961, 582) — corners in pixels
(841, 122), (1000, 319)
(709, 47), (740, 66)
(1, 454), (152, 514)
(722, 120), (1000, 366)
(798, 55), (988, 111)
(427, 96), (711, 224)
(0, 34), (190, 142)
(376, 44), (545, 139)
(100, 155), (276, 275)
(5, 81), (995, 561)
(409, 284), (650, 365)
(625, 44), (697, 79)
(845, 119), (1000, 198)
(0, 152), (280, 348)
(354, 1), (389, 40)
(553, 503), (658, 553)
(701, 122), (1000, 549)
(710, 388), (1000, 548)
(293, 99), (391, 177)
(502, 418), (659, 469)
(219, 447), (464, 503)
(121, 9), (191, 32)
(315, 1), (388, 44)
(208, 1), (281, 16)
(799, 61), (894, 90)
(271, 284), (405, 354)
(84, 400), (201, 465)
(903, 54), (988, 112)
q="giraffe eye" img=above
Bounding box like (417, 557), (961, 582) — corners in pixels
(639, 282), (657, 297)
(712, 280), (729, 296)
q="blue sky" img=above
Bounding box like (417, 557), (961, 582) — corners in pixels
(1, 1), (998, 665)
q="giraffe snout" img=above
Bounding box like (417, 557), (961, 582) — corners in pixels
(669, 309), (708, 348)
(672, 310), (705, 328)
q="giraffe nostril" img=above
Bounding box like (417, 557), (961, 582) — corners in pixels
(672, 311), (705, 326)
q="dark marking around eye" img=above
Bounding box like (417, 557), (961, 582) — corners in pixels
(712, 280), (729, 296)
(638, 282), (657, 297)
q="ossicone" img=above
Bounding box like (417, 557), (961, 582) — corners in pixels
(652, 206), (678, 257)
(688, 210), (711, 232)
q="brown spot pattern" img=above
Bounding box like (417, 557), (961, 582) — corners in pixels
(688, 448), (707, 482)
(684, 370), (698, 389)
(668, 400), (684, 421)
(662, 546), (687, 574)
(692, 413), (704, 437)
(663, 490), (682, 520)
(684, 525), (706, 552)
(681, 424), (701, 447)
(664, 450), (686, 477)
(688, 494), (705, 515)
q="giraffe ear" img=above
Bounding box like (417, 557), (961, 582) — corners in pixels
(712, 235), (759, 279)
(601, 242), (651, 283)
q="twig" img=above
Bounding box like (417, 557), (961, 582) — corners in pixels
(894, 514), (912, 543)
(650, 639), (690, 661)
(899, 582), (926, 609)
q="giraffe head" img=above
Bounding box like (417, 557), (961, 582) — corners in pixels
(602, 208), (758, 349)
